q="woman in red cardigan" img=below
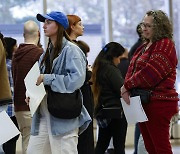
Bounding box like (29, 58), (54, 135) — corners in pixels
(121, 10), (179, 154)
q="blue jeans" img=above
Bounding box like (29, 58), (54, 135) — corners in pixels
(0, 145), (4, 154)
(134, 123), (140, 154)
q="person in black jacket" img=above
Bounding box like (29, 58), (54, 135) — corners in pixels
(118, 48), (129, 79)
(128, 23), (143, 61)
(106, 48), (129, 154)
(128, 23), (143, 154)
(92, 42), (127, 154)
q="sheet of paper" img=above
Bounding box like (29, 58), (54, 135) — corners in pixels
(0, 111), (20, 145)
(24, 61), (46, 117)
(121, 96), (148, 125)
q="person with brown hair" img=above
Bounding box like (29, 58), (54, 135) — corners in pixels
(66, 15), (83, 41)
(2, 37), (19, 154)
(0, 33), (12, 107)
(121, 10), (179, 154)
(26, 11), (91, 154)
(66, 14), (95, 154)
(0, 32), (13, 154)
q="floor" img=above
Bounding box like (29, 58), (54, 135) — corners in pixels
(15, 137), (180, 154)
(14, 119), (180, 153)
(15, 146), (180, 154)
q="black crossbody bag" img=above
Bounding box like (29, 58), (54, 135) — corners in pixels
(130, 88), (152, 104)
(45, 50), (82, 119)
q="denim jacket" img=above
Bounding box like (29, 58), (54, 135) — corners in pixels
(30, 37), (91, 135)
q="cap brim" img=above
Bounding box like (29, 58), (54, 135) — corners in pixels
(36, 14), (54, 22)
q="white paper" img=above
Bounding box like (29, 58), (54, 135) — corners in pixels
(24, 62), (46, 117)
(0, 111), (20, 145)
(121, 96), (148, 125)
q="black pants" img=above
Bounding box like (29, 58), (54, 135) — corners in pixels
(78, 84), (95, 154)
(95, 116), (127, 154)
(3, 116), (19, 154)
(78, 120), (95, 154)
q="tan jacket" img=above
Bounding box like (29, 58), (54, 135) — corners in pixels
(0, 39), (12, 105)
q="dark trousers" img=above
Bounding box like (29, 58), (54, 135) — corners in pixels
(78, 83), (95, 154)
(95, 116), (127, 154)
(134, 123), (140, 154)
(3, 116), (19, 154)
(78, 120), (95, 154)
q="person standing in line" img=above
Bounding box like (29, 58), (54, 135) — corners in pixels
(106, 48), (129, 154)
(117, 48), (129, 79)
(26, 11), (91, 154)
(2, 37), (19, 154)
(92, 42), (127, 154)
(12, 20), (43, 154)
(128, 23), (145, 154)
(121, 10), (179, 154)
(66, 14), (95, 154)
(0, 33), (13, 154)
(128, 23), (143, 61)
(0, 33), (12, 107)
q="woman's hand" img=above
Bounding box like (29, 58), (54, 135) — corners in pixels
(36, 74), (44, 86)
(25, 97), (30, 105)
(121, 85), (130, 105)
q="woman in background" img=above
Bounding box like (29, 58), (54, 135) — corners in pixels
(92, 42), (127, 154)
(3, 37), (19, 154)
(66, 15), (95, 154)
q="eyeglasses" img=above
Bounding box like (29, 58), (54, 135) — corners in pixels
(140, 22), (154, 29)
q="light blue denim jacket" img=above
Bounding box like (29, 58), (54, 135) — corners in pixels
(30, 37), (91, 136)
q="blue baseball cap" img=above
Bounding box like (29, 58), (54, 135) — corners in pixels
(36, 11), (69, 30)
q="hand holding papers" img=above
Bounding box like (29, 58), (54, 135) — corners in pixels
(121, 96), (148, 125)
(0, 111), (20, 145)
(24, 62), (46, 117)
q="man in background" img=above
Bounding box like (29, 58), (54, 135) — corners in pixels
(12, 20), (43, 154)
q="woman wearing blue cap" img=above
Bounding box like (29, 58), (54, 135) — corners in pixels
(26, 11), (91, 154)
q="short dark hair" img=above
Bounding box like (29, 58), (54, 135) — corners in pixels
(4, 37), (17, 59)
(136, 23), (142, 38)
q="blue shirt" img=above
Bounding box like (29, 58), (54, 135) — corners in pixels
(6, 59), (15, 117)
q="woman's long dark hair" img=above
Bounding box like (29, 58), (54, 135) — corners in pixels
(40, 23), (71, 70)
(91, 42), (125, 105)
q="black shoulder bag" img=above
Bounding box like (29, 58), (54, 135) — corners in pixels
(46, 50), (82, 119)
(130, 88), (152, 104)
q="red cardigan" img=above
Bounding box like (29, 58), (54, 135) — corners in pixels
(124, 38), (179, 102)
